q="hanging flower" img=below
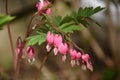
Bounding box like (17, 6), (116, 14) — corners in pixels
(46, 31), (54, 52)
(53, 34), (62, 55)
(26, 46), (35, 64)
(75, 52), (81, 65)
(81, 54), (93, 71)
(70, 49), (77, 67)
(36, 0), (51, 15)
(58, 43), (69, 62)
(70, 49), (81, 67)
(15, 37), (24, 55)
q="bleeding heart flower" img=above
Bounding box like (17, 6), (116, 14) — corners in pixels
(70, 49), (81, 67)
(70, 49), (77, 60)
(58, 43), (68, 62)
(36, 0), (51, 15)
(26, 46), (35, 60)
(81, 54), (93, 71)
(46, 31), (54, 45)
(46, 31), (54, 52)
(54, 34), (62, 48)
(53, 34), (62, 55)
(15, 37), (24, 54)
(82, 54), (89, 62)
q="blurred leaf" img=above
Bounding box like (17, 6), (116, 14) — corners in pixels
(59, 22), (75, 29)
(78, 6), (104, 17)
(70, 11), (78, 22)
(79, 20), (89, 27)
(93, 6), (104, 14)
(60, 15), (72, 24)
(87, 17), (102, 27)
(103, 68), (118, 80)
(0, 15), (15, 29)
(60, 25), (82, 33)
(1, 72), (8, 80)
(52, 16), (62, 26)
(27, 33), (46, 46)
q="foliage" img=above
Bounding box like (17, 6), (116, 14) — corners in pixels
(27, 32), (46, 46)
(103, 68), (118, 80)
(0, 15), (15, 30)
(27, 6), (104, 46)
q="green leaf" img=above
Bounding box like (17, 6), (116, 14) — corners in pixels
(60, 15), (72, 24)
(27, 33), (46, 46)
(93, 6), (104, 14)
(87, 18), (102, 27)
(79, 20), (89, 27)
(70, 11), (78, 22)
(78, 7), (104, 17)
(59, 22), (76, 29)
(0, 15), (15, 28)
(38, 33), (46, 45)
(61, 25), (82, 33)
(52, 16), (62, 26)
(103, 68), (118, 80)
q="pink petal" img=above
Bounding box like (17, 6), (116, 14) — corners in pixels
(26, 46), (35, 59)
(76, 52), (81, 60)
(46, 31), (54, 45)
(58, 43), (68, 55)
(87, 62), (93, 71)
(46, 8), (51, 15)
(69, 49), (77, 60)
(54, 34), (62, 48)
(82, 54), (89, 62)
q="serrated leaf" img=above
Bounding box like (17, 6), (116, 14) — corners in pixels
(38, 33), (46, 45)
(0, 15), (15, 27)
(70, 11), (78, 22)
(27, 33), (46, 46)
(52, 16), (62, 26)
(60, 15), (72, 24)
(78, 7), (104, 17)
(93, 6), (104, 14)
(59, 22), (75, 29)
(79, 20), (89, 27)
(61, 25), (82, 33)
(35, 24), (50, 33)
(87, 18), (102, 27)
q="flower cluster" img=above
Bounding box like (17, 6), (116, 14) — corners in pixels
(46, 31), (68, 62)
(36, 0), (51, 15)
(15, 37), (35, 64)
(46, 31), (93, 71)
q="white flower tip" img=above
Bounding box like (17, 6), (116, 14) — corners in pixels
(28, 58), (35, 64)
(46, 44), (51, 52)
(76, 61), (80, 66)
(62, 55), (66, 62)
(81, 65), (87, 71)
(54, 48), (58, 55)
(39, 0), (44, 3)
(71, 60), (75, 67)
